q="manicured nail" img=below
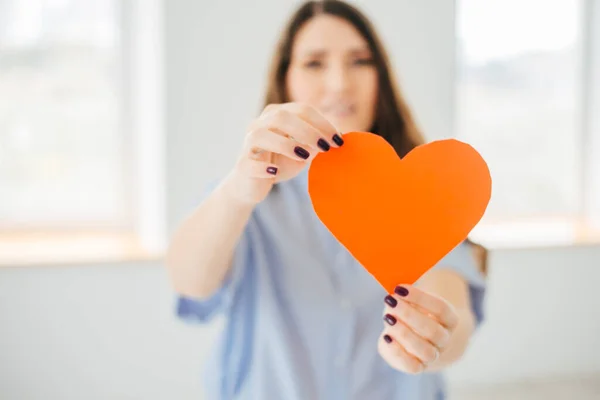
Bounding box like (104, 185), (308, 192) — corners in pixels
(317, 138), (330, 151)
(294, 146), (310, 160)
(332, 134), (344, 146)
(383, 314), (397, 326)
(384, 295), (397, 308)
(395, 286), (409, 297)
(383, 334), (393, 344)
(266, 166), (277, 175)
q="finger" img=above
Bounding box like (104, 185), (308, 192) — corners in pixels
(247, 146), (271, 163)
(378, 332), (424, 375)
(385, 296), (451, 349)
(281, 103), (343, 147)
(383, 314), (441, 365)
(263, 108), (333, 152)
(236, 157), (280, 179)
(392, 285), (458, 330)
(245, 127), (314, 162)
(260, 103), (281, 118)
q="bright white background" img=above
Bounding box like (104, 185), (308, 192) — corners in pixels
(1, 0), (599, 399)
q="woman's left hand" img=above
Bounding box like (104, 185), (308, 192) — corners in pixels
(377, 284), (459, 374)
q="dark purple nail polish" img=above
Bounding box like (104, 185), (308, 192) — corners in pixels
(384, 295), (397, 308)
(266, 166), (277, 175)
(332, 134), (344, 146)
(395, 286), (409, 297)
(294, 146), (310, 160)
(384, 314), (397, 326)
(383, 334), (393, 344)
(317, 138), (330, 151)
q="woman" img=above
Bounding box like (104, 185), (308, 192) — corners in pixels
(166, 1), (486, 399)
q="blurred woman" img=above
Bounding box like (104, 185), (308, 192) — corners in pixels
(166, 1), (486, 399)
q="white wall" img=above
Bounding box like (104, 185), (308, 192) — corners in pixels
(448, 246), (600, 388)
(1, 1), (599, 399)
(0, 263), (215, 400)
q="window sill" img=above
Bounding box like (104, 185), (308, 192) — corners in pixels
(0, 231), (164, 268)
(469, 217), (600, 251)
(1, 217), (598, 268)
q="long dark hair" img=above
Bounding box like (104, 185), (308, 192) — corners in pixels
(262, 0), (425, 158)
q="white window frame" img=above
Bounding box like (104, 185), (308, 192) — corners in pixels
(127, 0), (167, 252)
(458, 0), (600, 247)
(0, 1), (133, 231)
(582, 0), (600, 230)
(0, 0), (167, 254)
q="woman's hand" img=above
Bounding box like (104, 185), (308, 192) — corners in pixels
(223, 102), (342, 205)
(377, 284), (459, 374)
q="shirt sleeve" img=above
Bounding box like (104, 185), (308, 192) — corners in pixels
(174, 180), (253, 324)
(429, 240), (487, 326)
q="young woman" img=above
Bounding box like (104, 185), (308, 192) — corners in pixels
(166, 1), (486, 399)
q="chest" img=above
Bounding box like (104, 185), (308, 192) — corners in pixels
(254, 188), (387, 317)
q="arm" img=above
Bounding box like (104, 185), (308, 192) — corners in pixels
(167, 103), (338, 301)
(165, 176), (255, 299)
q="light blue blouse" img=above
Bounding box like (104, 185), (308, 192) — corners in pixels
(175, 166), (486, 400)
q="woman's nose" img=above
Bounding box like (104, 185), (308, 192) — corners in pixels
(324, 65), (351, 94)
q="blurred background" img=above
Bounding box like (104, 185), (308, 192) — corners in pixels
(1, 0), (599, 399)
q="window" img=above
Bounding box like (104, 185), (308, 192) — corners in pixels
(456, 0), (584, 221)
(0, 0), (127, 229)
(0, 0), (166, 264)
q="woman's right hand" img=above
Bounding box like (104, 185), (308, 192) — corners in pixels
(223, 102), (343, 205)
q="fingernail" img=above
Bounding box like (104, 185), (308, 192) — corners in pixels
(395, 286), (409, 297)
(383, 334), (393, 344)
(384, 314), (397, 326)
(266, 166), (277, 175)
(332, 134), (344, 146)
(384, 295), (397, 308)
(317, 138), (330, 151)
(294, 146), (310, 160)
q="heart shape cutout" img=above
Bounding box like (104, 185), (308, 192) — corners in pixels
(308, 132), (491, 294)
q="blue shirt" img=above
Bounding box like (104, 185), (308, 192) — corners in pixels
(175, 166), (486, 400)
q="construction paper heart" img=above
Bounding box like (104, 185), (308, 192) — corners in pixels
(308, 132), (491, 294)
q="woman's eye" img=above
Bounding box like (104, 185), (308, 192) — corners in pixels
(304, 60), (323, 69)
(353, 58), (374, 66)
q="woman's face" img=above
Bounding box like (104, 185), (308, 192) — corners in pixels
(286, 14), (379, 133)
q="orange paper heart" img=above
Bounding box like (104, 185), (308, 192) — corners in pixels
(308, 132), (491, 294)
